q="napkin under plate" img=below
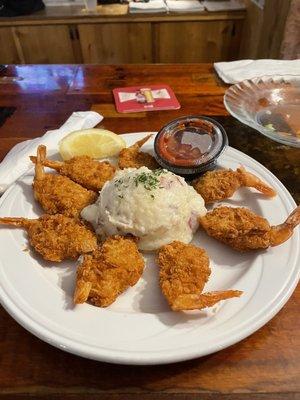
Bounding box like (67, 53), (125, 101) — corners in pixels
(0, 111), (103, 194)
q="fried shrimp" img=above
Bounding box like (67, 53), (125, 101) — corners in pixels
(74, 235), (145, 307)
(199, 206), (300, 252)
(192, 167), (276, 204)
(157, 241), (242, 311)
(118, 134), (159, 170)
(0, 214), (97, 262)
(30, 154), (115, 192)
(32, 145), (96, 218)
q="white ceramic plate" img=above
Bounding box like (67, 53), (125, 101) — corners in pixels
(0, 133), (299, 365)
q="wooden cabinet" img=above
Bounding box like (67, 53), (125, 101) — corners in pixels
(153, 20), (242, 63)
(78, 23), (152, 63)
(0, 27), (20, 64)
(9, 25), (76, 64)
(0, 9), (245, 64)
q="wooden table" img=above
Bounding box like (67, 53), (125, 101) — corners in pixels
(0, 64), (299, 400)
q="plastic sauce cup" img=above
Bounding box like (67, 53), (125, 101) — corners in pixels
(154, 116), (228, 178)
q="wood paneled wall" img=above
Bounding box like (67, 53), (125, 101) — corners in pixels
(240, 0), (292, 59)
(0, 12), (245, 64)
(78, 23), (153, 63)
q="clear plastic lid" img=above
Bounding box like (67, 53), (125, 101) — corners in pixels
(154, 116), (228, 175)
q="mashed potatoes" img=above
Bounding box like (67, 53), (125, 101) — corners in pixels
(81, 167), (206, 251)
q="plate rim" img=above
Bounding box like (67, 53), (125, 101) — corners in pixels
(0, 133), (299, 365)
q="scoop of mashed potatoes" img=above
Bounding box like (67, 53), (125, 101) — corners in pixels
(81, 167), (206, 251)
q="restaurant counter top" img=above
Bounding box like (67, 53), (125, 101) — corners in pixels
(0, 4), (246, 24)
(0, 64), (299, 400)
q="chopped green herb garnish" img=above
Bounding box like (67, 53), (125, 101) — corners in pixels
(114, 169), (167, 194)
(134, 170), (166, 191)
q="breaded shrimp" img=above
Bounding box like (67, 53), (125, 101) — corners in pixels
(157, 241), (242, 311)
(30, 155), (115, 192)
(199, 206), (300, 252)
(74, 235), (145, 307)
(32, 145), (96, 218)
(118, 135), (159, 170)
(192, 167), (276, 204)
(0, 214), (97, 262)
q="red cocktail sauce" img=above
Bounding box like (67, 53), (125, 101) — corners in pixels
(156, 121), (214, 167)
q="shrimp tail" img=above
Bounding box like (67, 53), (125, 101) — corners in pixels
(74, 280), (92, 304)
(285, 206), (300, 228)
(30, 155), (63, 172)
(171, 290), (243, 311)
(270, 206), (300, 246)
(0, 217), (32, 229)
(237, 166), (277, 197)
(135, 134), (153, 149)
(34, 145), (47, 180)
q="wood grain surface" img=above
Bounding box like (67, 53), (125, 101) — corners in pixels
(0, 5), (245, 66)
(0, 6), (245, 25)
(0, 13), (244, 65)
(153, 20), (242, 63)
(78, 23), (152, 64)
(11, 25), (77, 64)
(240, 0), (291, 59)
(0, 64), (299, 400)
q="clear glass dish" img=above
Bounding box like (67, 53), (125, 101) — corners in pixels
(224, 75), (300, 148)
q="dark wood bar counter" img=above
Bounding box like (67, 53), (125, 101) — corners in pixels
(0, 64), (299, 400)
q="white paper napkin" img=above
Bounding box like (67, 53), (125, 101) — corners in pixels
(0, 111), (103, 194)
(202, 0), (245, 12)
(214, 59), (300, 84)
(129, 0), (167, 13)
(166, 0), (204, 12)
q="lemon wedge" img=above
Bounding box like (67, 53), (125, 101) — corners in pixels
(59, 129), (126, 160)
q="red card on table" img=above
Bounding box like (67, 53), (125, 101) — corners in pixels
(113, 85), (181, 113)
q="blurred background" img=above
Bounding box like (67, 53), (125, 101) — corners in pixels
(0, 0), (299, 64)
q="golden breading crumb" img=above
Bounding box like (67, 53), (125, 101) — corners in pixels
(199, 205), (300, 252)
(118, 135), (159, 170)
(32, 145), (97, 218)
(0, 214), (98, 262)
(157, 241), (241, 311)
(193, 167), (276, 204)
(158, 241), (210, 306)
(30, 154), (116, 192)
(59, 156), (116, 191)
(74, 235), (145, 307)
(33, 174), (96, 218)
(28, 214), (97, 261)
(199, 206), (272, 251)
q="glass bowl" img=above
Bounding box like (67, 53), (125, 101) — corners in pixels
(224, 75), (300, 148)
